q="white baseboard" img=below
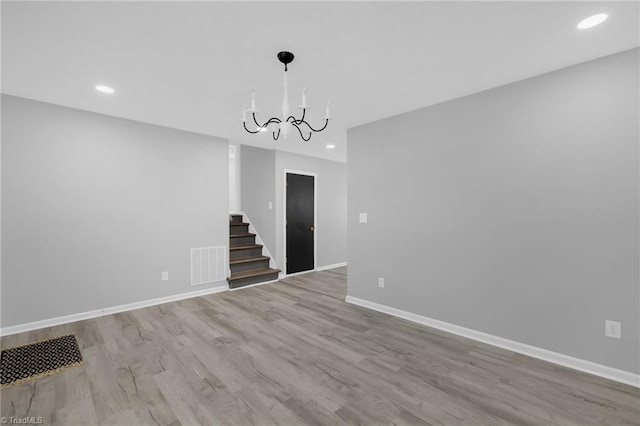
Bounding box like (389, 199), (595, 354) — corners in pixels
(229, 279), (279, 291)
(316, 262), (348, 271)
(345, 295), (640, 388)
(282, 270), (316, 278)
(0, 283), (229, 337)
(283, 262), (348, 278)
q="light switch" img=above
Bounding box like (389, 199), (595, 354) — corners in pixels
(359, 213), (368, 223)
(268, 202), (273, 210)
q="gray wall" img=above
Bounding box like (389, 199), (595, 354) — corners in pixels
(347, 49), (639, 374)
(275, 151), (347, 271)
(240, 145), (277, 256)
(1, 95), (229, 327)
(241, 145), (347, 272)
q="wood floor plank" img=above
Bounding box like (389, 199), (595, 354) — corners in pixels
(1, 266), (638, 425)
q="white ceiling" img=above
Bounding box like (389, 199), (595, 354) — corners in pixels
(2, 1), (638, 162)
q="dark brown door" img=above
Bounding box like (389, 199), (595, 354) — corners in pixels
(286, 173), (314, 274)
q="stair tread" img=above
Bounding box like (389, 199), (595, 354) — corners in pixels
(229, 268), (280, 281)
(230, 222), (250, 226)
(229, 244), (263, 251)
(230, 233), (256, 238)
(230, 256), (270, 265)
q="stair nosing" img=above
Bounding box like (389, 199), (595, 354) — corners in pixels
(228, 268), (281, 281)
(230, 233), (256, 238)
(230, 256), (270, 265)
(229, 244), (263, 251)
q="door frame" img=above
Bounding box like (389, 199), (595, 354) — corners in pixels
(283, 169), (317, 277)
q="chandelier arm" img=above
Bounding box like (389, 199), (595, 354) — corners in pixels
(252, 112), (282, 129)
(298, 118), (329, 133)
(243, 121), (263, 134)
(291, 122), (312, 142)
(272, 127), (281, 141)
(286, 108), (306, 125)
(296, 108), (307, 124)
(251, 112), (262, 128)
(265, 117), (282, 126)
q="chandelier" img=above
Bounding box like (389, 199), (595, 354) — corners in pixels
(241, 51), (331, 141)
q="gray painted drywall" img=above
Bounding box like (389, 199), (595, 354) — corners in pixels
(240, 145), (347, 272)
(347, 49), (639, 374)
(275, 150), (347, 272)
(240, 145), (277, 257)
(1, 95), (229, 327)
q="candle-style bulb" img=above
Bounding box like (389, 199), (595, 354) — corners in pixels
(251, 91), (256, 110)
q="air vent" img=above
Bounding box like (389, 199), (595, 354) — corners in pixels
(190, 246), (226, 286)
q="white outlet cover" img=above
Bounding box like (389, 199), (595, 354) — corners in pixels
(162, 271), (169, 281)
(605, 320), (621, 339)
(359, 213), (368, 223)
(268, 202), (273, 209)
(378, 277), (384, 288)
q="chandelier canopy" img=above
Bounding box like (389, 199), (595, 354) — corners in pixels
(241, 51), (331, 141)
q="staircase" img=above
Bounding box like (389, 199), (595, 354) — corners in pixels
(228, 214), (280, 289)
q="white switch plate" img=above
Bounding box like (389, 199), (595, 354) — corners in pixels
(161, 271), (169, 281)
(605, 320), (621, 339)
(268, 202), (273, 210)
(359, 213), (368, 223)
(378, 277), (384, 288)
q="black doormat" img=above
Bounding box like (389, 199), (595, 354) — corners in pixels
(1, 335), (84, 389)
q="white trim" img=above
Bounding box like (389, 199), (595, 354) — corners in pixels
(316, 262), (348, 271)
(229, 279), (280, 291)
(0, 283), (229, 337)
(283, 170), (317, 276)
(282, 269), (316, 278)
(345, 296), (640, 388)
(235, 211), (277, 270)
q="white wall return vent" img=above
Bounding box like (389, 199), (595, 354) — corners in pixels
(191, 246), (226, 286)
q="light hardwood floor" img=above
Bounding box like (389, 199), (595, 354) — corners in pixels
(1, 267), (639, 425)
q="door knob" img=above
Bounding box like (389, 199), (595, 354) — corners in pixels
(310, 226), (316, 231)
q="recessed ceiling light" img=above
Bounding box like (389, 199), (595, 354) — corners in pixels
(326, 144), (336, 149)
(95, 85), (115, 94)
(577, 13), (608, 29)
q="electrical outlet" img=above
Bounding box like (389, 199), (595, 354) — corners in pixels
(605, 320), (621, 339)
(161, 271), (169, 282)
(378, 277), (384, 288)
(268, 202), (273, 210)
(359, 213), (368, 223)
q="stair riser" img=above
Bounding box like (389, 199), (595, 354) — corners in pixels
(229, 272), (280, 289)
(230, 236), (256, 247)
(230, 215), (243, 224)
(230, 247), (263, 260)
(230, 224), (249, 235)
(231, 259), (270, 274)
